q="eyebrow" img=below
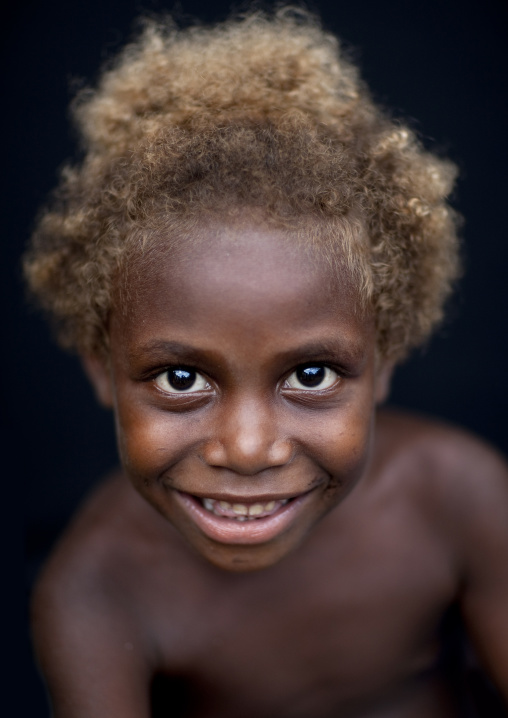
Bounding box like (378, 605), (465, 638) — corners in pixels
(273, 339), (367, 368)
(131, 337), (367, 369)
(129, 340), (210, 364)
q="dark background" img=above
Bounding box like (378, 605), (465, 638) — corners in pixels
(4, 0), (506, 714)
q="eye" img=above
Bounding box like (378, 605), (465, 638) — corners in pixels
(284, 365), (339, 391)
(154, 367), (210, 394)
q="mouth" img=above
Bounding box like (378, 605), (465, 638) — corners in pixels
(202, 496), (289, 520)
(174, 490), (315, 545)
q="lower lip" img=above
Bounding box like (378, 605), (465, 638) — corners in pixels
(174, 491), (314, 545)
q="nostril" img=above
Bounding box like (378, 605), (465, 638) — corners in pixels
(199, 401), (293, 474)
(268, 439), (294, 467)
(200, 439), (228, 467)
(201, 437), (293, 475)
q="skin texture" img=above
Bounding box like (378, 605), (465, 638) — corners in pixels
(31, 225), (508, 717)
(95, 225), (390, 573)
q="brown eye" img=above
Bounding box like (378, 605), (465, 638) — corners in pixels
(155, 368), (210, 394)
(285, 365), (338, 391)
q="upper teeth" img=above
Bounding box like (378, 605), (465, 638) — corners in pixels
(201, 497), (288, 520)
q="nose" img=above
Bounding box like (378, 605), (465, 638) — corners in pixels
(201, 396), (293, 475)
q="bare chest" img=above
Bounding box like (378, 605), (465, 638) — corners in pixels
(143, 513), (458, 717)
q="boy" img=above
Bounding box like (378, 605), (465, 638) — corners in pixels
(24, 9), (508, 717)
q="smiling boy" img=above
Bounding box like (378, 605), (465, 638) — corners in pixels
(88, 223), (389, 573)
(25, 9), (508, 718)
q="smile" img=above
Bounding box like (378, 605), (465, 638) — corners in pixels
(201, 497), (289, 521)
(174, 490), (315, 545)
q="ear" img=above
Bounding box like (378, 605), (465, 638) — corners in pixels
(374, 362), (394, 405)
(82, 355), (114, 408)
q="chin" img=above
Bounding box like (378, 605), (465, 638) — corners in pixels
(193, 534), (304, 573)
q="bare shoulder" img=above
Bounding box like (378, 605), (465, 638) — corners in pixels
(34, 472), (152, 599)
(30, 473), (168, 717)
(376, 407), (508, 488)
(375, 408), (508, 560)
(31, 471), (180, 627)
(375, 410), (508, 701)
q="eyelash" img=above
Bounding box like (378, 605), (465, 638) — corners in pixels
(283, 365), (340, 392)
(151, 363), (342, 396)
(153, 366), (211, 394)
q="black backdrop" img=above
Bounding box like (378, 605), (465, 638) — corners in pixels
(4, 0), (507, 714)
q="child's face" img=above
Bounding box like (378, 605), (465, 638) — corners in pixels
(89, 223), (390, 572)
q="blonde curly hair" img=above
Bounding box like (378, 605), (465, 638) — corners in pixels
(23, 8), (460, 362)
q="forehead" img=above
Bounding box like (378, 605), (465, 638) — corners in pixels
(112, 223), (373, 354)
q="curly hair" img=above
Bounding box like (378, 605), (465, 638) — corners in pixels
(23, 8), (460, 362)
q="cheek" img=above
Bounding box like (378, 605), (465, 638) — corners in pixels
(114, 404), (187, 484)
(310, 400), (375, 488)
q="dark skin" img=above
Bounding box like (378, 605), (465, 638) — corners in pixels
(31, 223), (508, 717)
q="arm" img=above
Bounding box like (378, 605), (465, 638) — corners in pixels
(31, 547), (152, 717)
(454, 442), (508, 704)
